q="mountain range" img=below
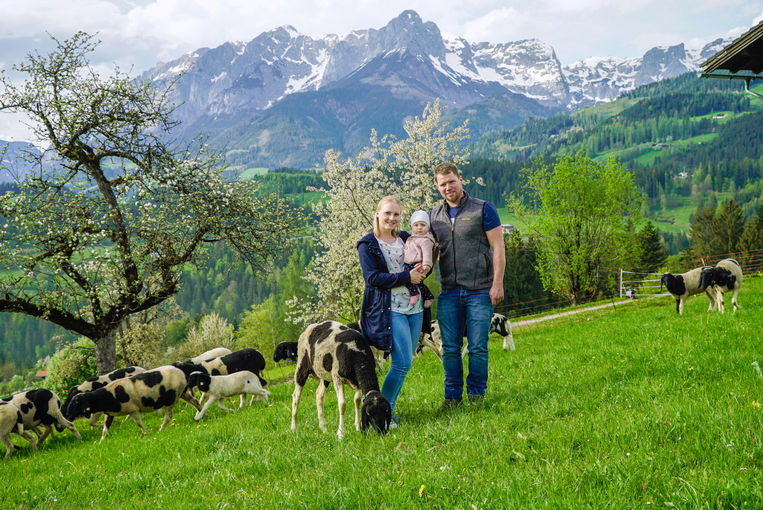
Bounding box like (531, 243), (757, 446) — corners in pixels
(8, 10), (735, 170)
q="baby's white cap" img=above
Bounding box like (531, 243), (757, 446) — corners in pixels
(410, 210), (430, 227)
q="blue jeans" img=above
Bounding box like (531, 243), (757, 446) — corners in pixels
(437, 287), (493, 399)
(381, 310), (423, 412)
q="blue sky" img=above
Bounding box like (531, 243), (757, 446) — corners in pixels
(1, 0), (762, 140)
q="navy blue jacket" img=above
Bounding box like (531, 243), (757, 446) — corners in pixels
(357, 231), (411, 351)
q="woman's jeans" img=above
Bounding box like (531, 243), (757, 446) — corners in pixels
(437, 287), (493, 399)
(381, 310), (423, 412)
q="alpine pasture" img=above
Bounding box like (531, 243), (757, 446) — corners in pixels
(1, 278), (761, 508)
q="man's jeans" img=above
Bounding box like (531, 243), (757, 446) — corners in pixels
(437, 287), (493, 399)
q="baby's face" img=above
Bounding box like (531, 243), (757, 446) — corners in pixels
(411, 221), (429, 235)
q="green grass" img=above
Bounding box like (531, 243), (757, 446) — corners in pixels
(2, 279), (762, 508)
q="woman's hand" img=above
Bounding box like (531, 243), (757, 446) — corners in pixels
(409, 267), (426, 284)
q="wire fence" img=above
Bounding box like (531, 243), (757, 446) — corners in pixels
(491, 248), (763, 319)
(619, 248), (763, 299)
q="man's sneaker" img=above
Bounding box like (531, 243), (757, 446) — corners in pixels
(439, 398), (463, 411)
(468, 394), (484, 404)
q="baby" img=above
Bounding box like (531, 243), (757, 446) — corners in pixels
(404, 210), (437, 308)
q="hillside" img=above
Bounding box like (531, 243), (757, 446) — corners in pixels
(472, 73), (763, 236)
(1, 278), (760, 507)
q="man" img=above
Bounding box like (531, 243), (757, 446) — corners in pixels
(429, 162), (505, 409)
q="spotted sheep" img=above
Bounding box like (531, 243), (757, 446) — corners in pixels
(173, 348), (268, 408)
(291, 320), (391, 438)
(187, 371), (270, 421)
(700, 258), (743, 313)
(1, 401), (35, 459)
(61, 366), (147, 427)
(660, 266), (716, 314)
(64, 365), (200, 441)
(4, 389), (81, 447)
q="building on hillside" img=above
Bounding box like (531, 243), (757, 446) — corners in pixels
(701, 19), (763, 97)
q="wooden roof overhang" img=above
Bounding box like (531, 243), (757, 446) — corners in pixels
(701, 20), (763, 97)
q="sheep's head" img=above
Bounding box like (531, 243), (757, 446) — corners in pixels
(66, 393), (91, 420)
(188, 371), (211, 392)
(360, 390), (391, 435)
(699, 268), (714, 289)
(659, 273), (672, 292)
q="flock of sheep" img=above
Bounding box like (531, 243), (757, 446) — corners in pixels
(660, 258), (743, 314)
(3, 257), (742, 457)
(1, 347), (270, 458)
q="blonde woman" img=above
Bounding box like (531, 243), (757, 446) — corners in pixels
(357, 196), (427, 428)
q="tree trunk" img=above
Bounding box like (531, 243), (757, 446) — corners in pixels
(94, 329), (118, 375)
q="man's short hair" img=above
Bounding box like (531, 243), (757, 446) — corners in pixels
(434, 162), (460, 179)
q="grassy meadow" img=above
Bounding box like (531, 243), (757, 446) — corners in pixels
(2, 279), (762, 508)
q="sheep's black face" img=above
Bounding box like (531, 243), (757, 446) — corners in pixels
(66, 394), (89, 420)
(361, 391), (391, 435)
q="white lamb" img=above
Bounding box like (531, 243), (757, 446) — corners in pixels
(187, 370), (270, 421)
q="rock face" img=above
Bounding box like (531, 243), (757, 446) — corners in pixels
(137, 9), (731, 166)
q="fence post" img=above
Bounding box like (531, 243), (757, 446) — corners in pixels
(619, 268), (623, 298)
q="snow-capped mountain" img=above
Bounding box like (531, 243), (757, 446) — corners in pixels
(139, 9), (731, 167)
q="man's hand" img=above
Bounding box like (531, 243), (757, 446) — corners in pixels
(490, 282), (504, 305)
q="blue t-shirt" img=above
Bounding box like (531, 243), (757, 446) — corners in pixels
(447, 200), (502, 231)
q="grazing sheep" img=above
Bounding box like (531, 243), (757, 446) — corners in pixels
(4, 389), (81, 445)
(660, 266), (716, 314)
(291, 321), (391, 438)
(61, 366), (147, 427)
(701, 258), (743, 313)
(173, 348), (268, 408)
(1, 401), (35, 459)
(273, 342), (299, 363)
(191, 347), (233, 364)
(64, 365), (199, 441)
(187, 371), (270, 421)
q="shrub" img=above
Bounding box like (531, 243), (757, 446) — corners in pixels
(44, 337), (97, 395)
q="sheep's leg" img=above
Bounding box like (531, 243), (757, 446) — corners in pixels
(239, 394), (246, 409)
(34, 425), (51, 446)
(333, 377), (346, 439)
(194, 397), (215, 421)
(316, 379), (329, 433)
(100, 415), (115, 442)
(15, 428), (37, 451)
(290, 383), (304, 432)
(732, 288), (741, 311)
(158, 407), (173, 431)
(198, 392), (207, 405)
(2, 435), (14, 458)
(89, 412), (102, 428)
(705, 287), (717, 312)
(217, 396), (236, 412)
(503, 331), (515, 351)
(181, 388), (202, 411)
(55, 412), (81, 440)
(678, 297), (686, 314)
(353, 390), (362, 431)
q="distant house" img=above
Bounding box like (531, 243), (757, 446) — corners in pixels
(35, 370), (48, 379)
(652, 143), (670, 149)
(677, 171), (689, 179)
(502, 223), (514, 234)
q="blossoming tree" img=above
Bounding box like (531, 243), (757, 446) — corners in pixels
(291, 100), (470, 324)
(0, 33), (301, 373)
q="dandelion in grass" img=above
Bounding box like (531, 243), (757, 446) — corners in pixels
(753, 401), (761, 408)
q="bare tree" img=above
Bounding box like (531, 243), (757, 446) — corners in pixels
(0, 32), (301, 373)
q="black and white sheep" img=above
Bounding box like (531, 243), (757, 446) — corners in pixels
(1, 401), (35, 459)
(187, 371), (270, 421)
(61, 366), (147, 427)
(4, 389), (81, 445)
(700, 258), (743, 313)
(291, 320), (391, 438)
(660, 266), (716, 314)
(64, 365), (199, 441)
(191, 347), (233, 363)
(173, 348), (268, 408)
(273, 342), (299, 363)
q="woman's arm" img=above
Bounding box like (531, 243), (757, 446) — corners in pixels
(357, 242), (412, 289)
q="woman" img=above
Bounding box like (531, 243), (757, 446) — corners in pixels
(357, 196), (428, 429)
